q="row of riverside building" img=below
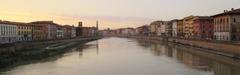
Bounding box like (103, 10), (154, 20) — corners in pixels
(0, 21), (98, 44)
(105, 8), (240, 41)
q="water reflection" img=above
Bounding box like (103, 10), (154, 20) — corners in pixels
(1, 37), (240, 75)
(136, 39), (240, 75)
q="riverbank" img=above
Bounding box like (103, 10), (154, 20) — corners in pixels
(135, 39), (240, 67)
(120, 36), (240, 59)
(4, 37), (239, 75)
(0, 37), (101, 68)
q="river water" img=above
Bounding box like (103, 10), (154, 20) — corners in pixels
(1, 37), (240, 75)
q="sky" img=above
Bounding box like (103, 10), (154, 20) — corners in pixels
(0, 0), (239, 29)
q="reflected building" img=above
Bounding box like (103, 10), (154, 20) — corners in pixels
(155, 43), (164, 56)
(174, 47), (240, 75)
(149, 43), (175, 57)
(171, 47), (178, 59)
(150, 43), (162, 56)
(212, 62), (240, 75)
(166, 46), (173, 57)
(213, 62), (231, 75)
(176, 49), (184, 62)
(137, 41), (151, 48)
(136, 39), (240, 75)
(182, 51), (209, 69)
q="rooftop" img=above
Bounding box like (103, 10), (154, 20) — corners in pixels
(195, 16), (213, 20)
(30, 21), (59, 26)
(150, 20), (164, 25)
(212, 8), (240, 17)
(0, 21), (30, 26)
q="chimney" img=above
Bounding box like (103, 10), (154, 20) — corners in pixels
(231, 8), (234, 11)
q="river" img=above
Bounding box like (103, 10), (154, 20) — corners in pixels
(1, 37), (240, 75)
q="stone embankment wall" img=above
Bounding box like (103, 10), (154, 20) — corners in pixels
(122, 35), (240, 58)
(172, 38), (240, 57)
(0, 37), (100, 68)
(0, 38), (99, 52)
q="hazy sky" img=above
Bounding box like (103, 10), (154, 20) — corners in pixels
(0, 0), (239, 29)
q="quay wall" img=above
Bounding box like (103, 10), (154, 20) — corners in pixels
(172, 38), (240, 56)
(122, 36), (240, 58)
(0, 38), (99, 52)
(0, 37), (100, 68)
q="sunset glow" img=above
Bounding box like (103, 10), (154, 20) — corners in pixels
(0, 0), (239, 29)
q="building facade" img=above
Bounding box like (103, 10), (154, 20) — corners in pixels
(212, 8), (240, 41)
(177, 19), (184, 38)
(114, 29), (121, 35)
(160, 22), (166, 36)
(158, 21), (172, 37)
(76, 22), (83, 37)
(150, 21), (162, 36)
(0, 21), (18, 44)
(172, 20), (178, 38)
(81, 27), (97, 37)
(31, 21), (58, 40)
(183, 16), (196, 39)
(193, 16), (214, 40)
(57, 25), (64, 39)
(17, 23), (33, 42)
(32, 24), (46, 41)
(100, 28), (112, 36)
(71, 26), (76, 38)
(165, 21), (172, 37)
(63, 25), (76, 39)
(136, 25), (150, 36)
(121, 28), (136, 36)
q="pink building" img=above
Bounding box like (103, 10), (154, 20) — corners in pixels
(193, 16), (214, 40)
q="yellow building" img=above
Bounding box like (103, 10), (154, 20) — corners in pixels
(183, 16), (196, 39)
(17, 23), (33, 42)
(177, 19), (184, 38)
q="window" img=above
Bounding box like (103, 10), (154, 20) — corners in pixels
(226, 18), (229, 24)
(233, 18), (236, 22)
(223, 18), (225, 24)
(220, 19), (222, 24)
